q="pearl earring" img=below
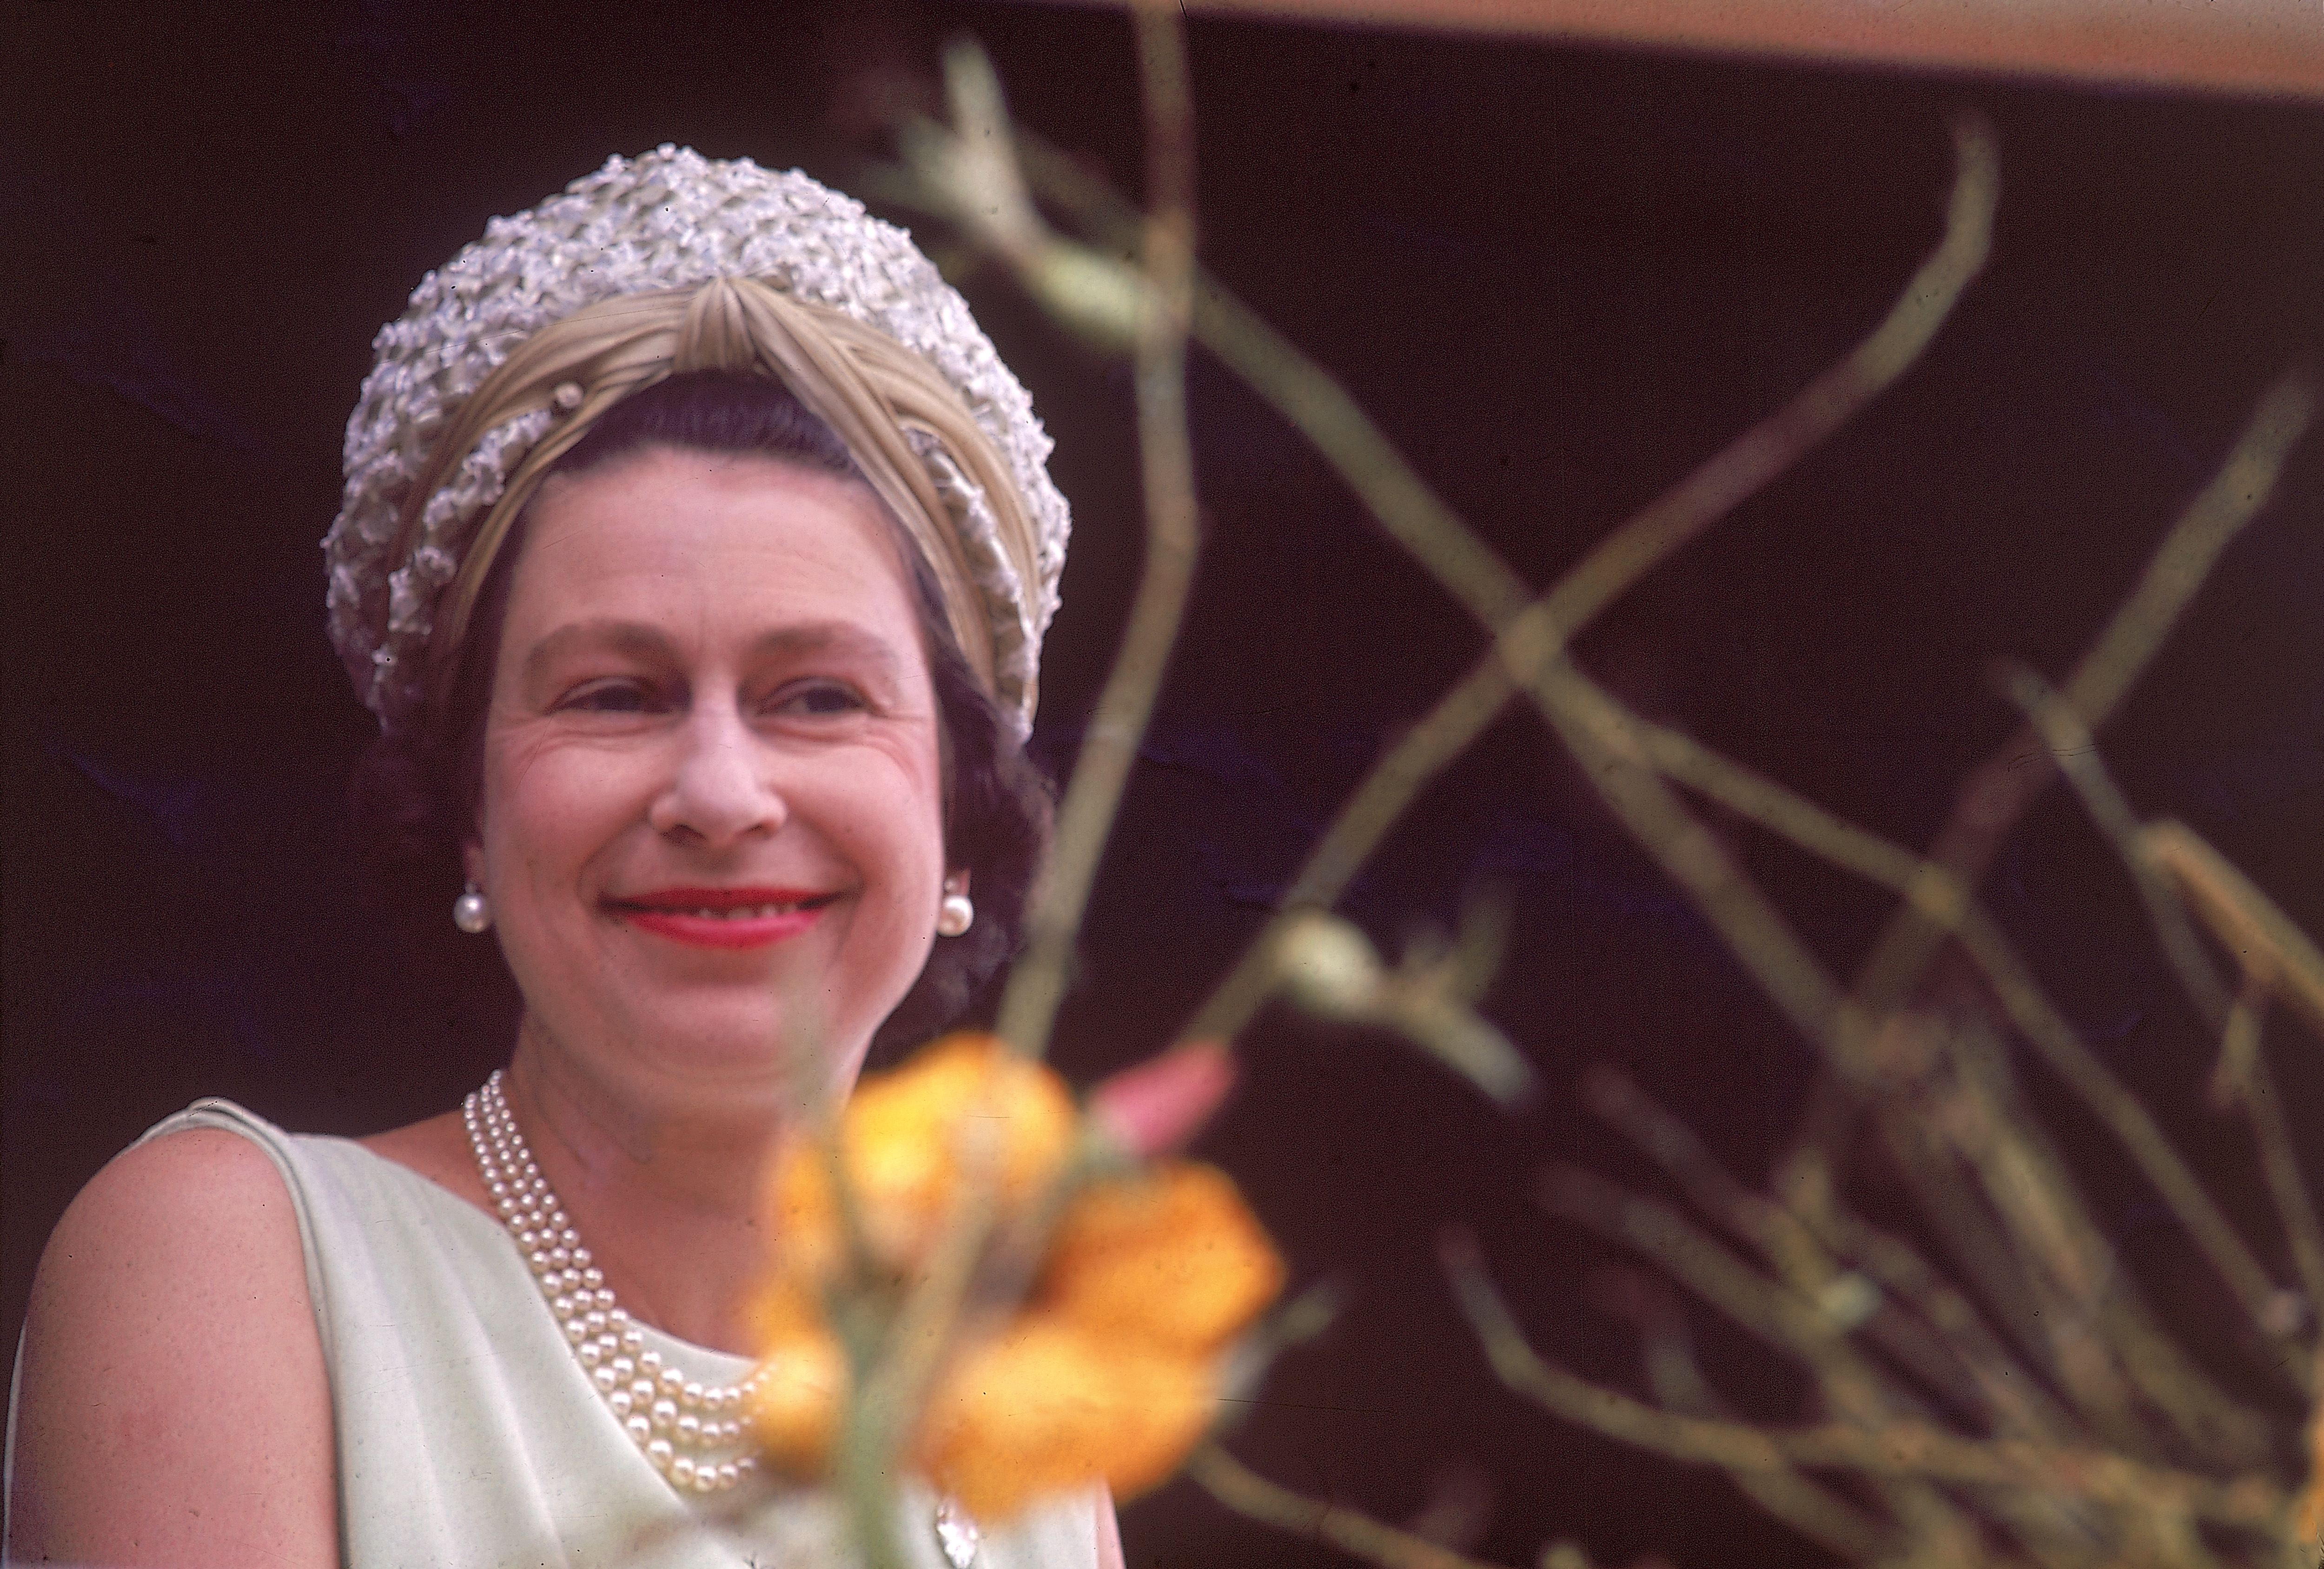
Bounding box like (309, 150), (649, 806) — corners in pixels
(936, 890), (975, 938)
(453, 882), (492, 934)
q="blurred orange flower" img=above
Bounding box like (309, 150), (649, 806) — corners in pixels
(2296, 1388), (2323, 1549)
(745, 1033), (1283, 1521)
(764, 1032), (1080, 1281)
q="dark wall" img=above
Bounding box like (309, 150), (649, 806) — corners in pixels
(5, 5), (2320, 1565)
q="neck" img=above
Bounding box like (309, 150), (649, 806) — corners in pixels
(496, 1015), (830, 1356)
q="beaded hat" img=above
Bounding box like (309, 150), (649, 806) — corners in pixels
(324, 146), (1070, 739)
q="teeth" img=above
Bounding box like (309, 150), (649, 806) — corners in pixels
(622, 897), (824, 920)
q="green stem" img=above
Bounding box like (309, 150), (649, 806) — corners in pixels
(1181, 114), (1996, 1049)
(1848, 370), (2317, 1019)
(996, 5), (1202, 1059)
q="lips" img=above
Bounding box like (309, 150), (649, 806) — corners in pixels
(608, 887), (838, 950)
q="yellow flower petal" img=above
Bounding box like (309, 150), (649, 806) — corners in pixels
(764, 1033), (1081, 1280)
(744, 1308), (849, 1480)
(1041, 1162), (1285, 1355)
(914, 1314), (1215, 1520)
(849, 1033), (1078, 1210)
(743, 1271), (848, 1477)
(2296, 1393), (2324, 1546)
(763, 1148), (847, 1287)
(743, 1037), (1287, 1517)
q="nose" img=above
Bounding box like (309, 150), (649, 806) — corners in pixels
(647, 700), (787, 845)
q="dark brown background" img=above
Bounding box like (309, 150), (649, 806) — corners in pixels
(5, 4), (2321, 1563)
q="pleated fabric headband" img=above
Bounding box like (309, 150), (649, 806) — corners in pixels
(323, 146), (1070, 739)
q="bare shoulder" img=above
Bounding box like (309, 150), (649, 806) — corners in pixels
(9, 1127), (339, 1568)
(31, 1127), (317, 1314)
(61, 1122), (300, 1230)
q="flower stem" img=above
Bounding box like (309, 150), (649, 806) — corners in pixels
(1181, 113), (1996, 1051)
(1186, 1443), (1516, 1569)
(997, 2), (1202, 1061)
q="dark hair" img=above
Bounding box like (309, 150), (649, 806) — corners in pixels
(351, 370), (1055, 1060)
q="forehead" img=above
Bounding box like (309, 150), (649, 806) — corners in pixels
(504, 446), (927, 647)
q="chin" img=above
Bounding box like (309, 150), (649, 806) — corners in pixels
(632, 998), (880, 1095)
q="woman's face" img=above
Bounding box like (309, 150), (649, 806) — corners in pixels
(467, 444), (948, 1115)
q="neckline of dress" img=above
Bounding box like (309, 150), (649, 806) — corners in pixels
(336, 1128), (760, 1380)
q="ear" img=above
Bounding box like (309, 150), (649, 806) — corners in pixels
(945, 869), (971, 897)
(462, 840), (487, 889)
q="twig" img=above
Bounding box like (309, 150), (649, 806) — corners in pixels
(1546, 1158), (2022, 1552)
(1623, 709), (2300, 1383)
(1554, 1169), (1992, 1550)
(1571, 695), (2295, 1441)
(1870, 1103), (2072, 1398)
(929, 84), (2003, 1119)
(1584, 1066), (2006, 1427)
(1540, 1166), (1918, 1428)
(1995, 669), (2324, 1379)
(1921, 1019), (2154, 1453)
(1600, 1272), (1902, 1563)
(1580, 1066), (1830, 1281)
(995, 10), (1205, 1059)
(1177, 113), (1996, 1048)
(1848, 370), (2318, 1021)
(1441, 1231), (2290, 1535)
(1950, 928), (2301, 1423)
(1997, 662), (2235, 1031)
(2141, 819), (2324, 1042)
(2215, 979), (2324, 1328)
(1538, 111), (1996, 642)
(1184, 653), (1515, 1042)
(1536, 657), (1871, 1071)
(1186, 1443), (1518, 1569)
(891, 45), (2319, 1560)
(2064, 376), (2320, 732)
(1788, 1169), (2079, 1443)
(847, 26), (1208, 1563)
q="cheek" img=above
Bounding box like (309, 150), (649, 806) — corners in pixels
(850, 767), (948, 879)
(480, 731), (648, 880)
(825, 741), (947, 901)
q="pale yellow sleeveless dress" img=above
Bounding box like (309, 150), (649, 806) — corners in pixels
(5, 1101), (1102, 1569)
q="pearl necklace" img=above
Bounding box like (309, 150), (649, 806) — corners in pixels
(463, 1072), (761, 1495)
(463, 1073), (985, 1564)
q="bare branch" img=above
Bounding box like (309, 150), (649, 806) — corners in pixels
(1850, 371), (2318, 1020)
(1997, 662), (2234, 1031)
(2142, 819), (2324, 1043)
(1624, 713), (2301, 1388)
(1584, 1066), (2010, 1427)
(997, 7), (1205, 1058)
(2212, 981), (2324, 1328)
(1178, 116), (1996, 1050)
(1540, 1165), (1913, 1423)
(1188, 1443), (1520, 1569)
(1595, 1271), (1901, 1562)
(1441, 1231), (2289, 1536)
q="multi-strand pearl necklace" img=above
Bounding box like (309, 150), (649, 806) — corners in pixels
(463, 1072), (761, 1495)
(463, 1072), (986, 1564)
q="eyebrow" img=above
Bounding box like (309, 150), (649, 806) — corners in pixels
(521, 619), (910, 687)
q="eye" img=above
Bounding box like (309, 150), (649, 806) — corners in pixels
(558, 679), (665, 715)
(772, 680), (867, 719)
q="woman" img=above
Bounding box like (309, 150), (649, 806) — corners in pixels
(8, 147), (1123, 1569)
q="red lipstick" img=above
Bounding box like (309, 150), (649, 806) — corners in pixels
(609, 887), (833, 950)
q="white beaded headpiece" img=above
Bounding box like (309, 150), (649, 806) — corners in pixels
(323, 146), (1069, 738)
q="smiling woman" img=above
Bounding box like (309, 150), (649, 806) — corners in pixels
(475, 443), (953, 1115)
(5, 152), (1119, 1569)
(383, 369), (1056, 1067)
